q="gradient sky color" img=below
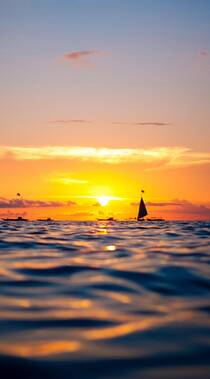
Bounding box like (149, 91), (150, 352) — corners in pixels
(0, 0), (210, 220)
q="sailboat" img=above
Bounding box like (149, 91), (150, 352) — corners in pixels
(137, 191), (148, 221)
(137, 191), (165, 221)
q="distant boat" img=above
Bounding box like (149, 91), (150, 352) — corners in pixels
(3, 216), (28, 222)
(97, 217), (116, 221)
(37, 218), (53, 222)
(137, 193), (148, 221)
(146, 217), (165, 221)
(137, 191), (165, 221)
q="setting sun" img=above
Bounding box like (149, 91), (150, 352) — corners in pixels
(96, 196), (111, 207)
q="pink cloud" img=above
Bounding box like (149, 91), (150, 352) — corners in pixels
(146, 201), (182, 207)
(131, 201), (181, 207)
(113, 122), (170, 127)
(0, 198), (77, 209)
(169, 199), (210, 217)
(66, 201), (77, 206)
(50, 119), (92, 125)
(199, 50), (209, 59)
(64, 50), (104, 66)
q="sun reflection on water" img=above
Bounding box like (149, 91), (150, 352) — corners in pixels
(0, 340), (80, 358)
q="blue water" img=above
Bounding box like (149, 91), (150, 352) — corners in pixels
(0, 220), (210, 378)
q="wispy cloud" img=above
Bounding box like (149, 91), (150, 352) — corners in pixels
(147, 201), (182, 207)
(199, 50), (209, 59)
(0, 146), (209, 168)
(51, 120), (169, 127)
(64, 50), (104, 66)
(66, 201), (77, 206)
(50, 119), (92, 125)
(131, 201), (182, 207)
(169, 200), (210, 217)
(0, 198), (77, 209)
(49, 177), (88, 185)
(113, 122), (170, 127)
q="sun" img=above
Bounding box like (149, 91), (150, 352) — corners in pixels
(96, 196), (111, 206)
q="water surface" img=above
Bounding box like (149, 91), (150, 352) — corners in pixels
(0, 220), (210, 378)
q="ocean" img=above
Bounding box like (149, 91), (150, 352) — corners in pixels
(0, 220), (210, 378)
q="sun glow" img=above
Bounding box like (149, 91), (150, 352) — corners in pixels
(96, 196), (111, 206)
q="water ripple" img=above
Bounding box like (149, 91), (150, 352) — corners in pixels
(0, 220), (210, 379)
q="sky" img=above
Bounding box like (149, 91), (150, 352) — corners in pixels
(0, 0), (210, 220)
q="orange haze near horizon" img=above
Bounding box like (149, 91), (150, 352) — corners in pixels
(0, 147), (209, 220)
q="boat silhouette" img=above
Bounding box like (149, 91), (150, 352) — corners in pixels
(3, 216), (28, 222)
(137, 195), (148, 221)
(37, 218), (53, 222)
(97, 217), (116, 221)
(137, 191), (165, 221)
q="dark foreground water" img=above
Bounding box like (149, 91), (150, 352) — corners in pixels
(0, 220), (210, 379)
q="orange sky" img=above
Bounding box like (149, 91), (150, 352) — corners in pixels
(0, 146), (209, 220)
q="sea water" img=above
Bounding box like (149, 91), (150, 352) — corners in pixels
(0, 220), (210, 378)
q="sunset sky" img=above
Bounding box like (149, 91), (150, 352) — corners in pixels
(0, 0), (210, 220)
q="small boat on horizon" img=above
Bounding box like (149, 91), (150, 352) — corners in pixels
(137, 191), (165, 222)
(97, 217), (116, 222)
(37, 218), (53, 222)
(3, 216), (28, 222)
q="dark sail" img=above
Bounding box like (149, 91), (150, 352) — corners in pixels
(138, 197), (148, 220)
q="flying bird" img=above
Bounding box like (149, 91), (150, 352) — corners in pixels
(17, 193), (21, 197)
